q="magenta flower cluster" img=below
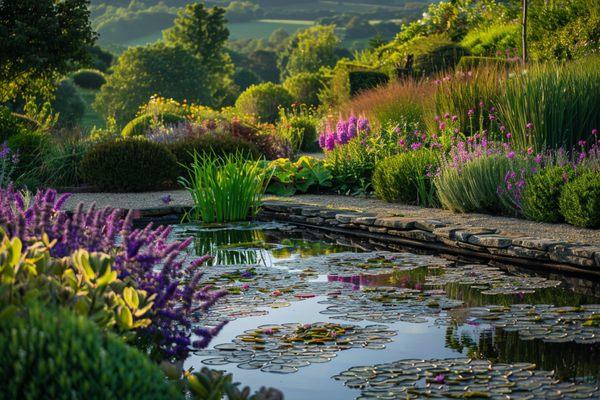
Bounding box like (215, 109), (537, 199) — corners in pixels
(0, 187), (226, 361)
(319, 113), (370, 151)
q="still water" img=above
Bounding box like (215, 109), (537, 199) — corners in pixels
(173, 222), (600, 399)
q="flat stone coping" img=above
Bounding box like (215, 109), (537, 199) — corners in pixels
(64, 191), (599, 274)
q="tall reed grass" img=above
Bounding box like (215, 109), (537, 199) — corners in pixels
(495, 58), (600, 150)
(342, 78), (435, 129)
(178, 152), (271, 223)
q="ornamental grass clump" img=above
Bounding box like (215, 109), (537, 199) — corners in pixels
(0, 187), (226, 361)
(179, 152), (271, 223)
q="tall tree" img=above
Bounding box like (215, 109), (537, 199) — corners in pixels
(94, 44), (212, 126)
(0, 0), (96, 101)
(163, 3), (232, 78)
(278, 25), (342, 80)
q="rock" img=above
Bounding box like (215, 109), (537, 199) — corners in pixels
(413, 219), (446, 232)
(319, 209), (341, 218)
(454, 227), (497, 242)
(388, 229), (438, 242)
(368, 227), (388, 234)
(300, 207), (321, 217)
(467, 234), (512, 249)
(488, 246), (548, 260)
(433, 226), (465, 240)
(335, 213), (361, 223)
(351, 216), (377, 226)
(511, 237), (565, 251)
(305, 217), (324, 225)
(374, 217), (416, 230)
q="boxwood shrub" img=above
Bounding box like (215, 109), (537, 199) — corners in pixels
(235, 82), (294, 123)
(521, 165), (575, 223)
(121, 113), (186, 137)
(80, 138), (178, 191)
(559, 170), (600, 228)
(72, 68), (107, 90)
(373, 149), (439, 205)
(0, 305), (181, 400)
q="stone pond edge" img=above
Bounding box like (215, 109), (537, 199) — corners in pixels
(131, 201), (600, 277)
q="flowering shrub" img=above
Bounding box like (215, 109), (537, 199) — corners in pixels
(0, 187), (226, 361)
(0, 142), (17, 188)
(521, 165), (575, 223)
(320, 114), (411, 194)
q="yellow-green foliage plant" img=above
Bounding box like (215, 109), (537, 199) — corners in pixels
(0, 231), (154, 338)
(179, 152), (271, 223)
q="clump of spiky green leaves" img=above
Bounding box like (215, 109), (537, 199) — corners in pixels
(179, 152), (271, 223)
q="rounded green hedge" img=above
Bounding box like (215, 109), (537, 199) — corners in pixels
(373, 149), (439, 204)
(522, 165), (575, 223)
(0, 305), (181, 400)
(235, 82), (294, 123)
(559, 170), (600, 228)
(72, 69), (107, 90)
(168, 134), (260, 178)
(283, 72), (324, 107)
(121, 113), (186, 138)
(81, 138), (178, 192)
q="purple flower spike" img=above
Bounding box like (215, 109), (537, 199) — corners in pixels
(161, 194), (173, 204)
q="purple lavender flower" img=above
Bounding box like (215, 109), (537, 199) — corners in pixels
(0, 187), (225, 361)
(161, 195), (173, 204)
(526, 122), (533, 130)
(357, 115), (370, 132)
(325, 132), (336, 151)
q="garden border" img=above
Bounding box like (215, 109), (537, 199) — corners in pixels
(129, 201), (600, 278)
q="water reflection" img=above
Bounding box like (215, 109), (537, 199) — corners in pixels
(174, 222), (600, 398)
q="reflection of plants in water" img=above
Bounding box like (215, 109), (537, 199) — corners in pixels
(444, 323), (483, 356)
(478, 328), (600, 381)
(443, 282), (598, 308)
(271, 239), (353, 259)
(191, 228), (269, 266)
(389, 266), (443, 289)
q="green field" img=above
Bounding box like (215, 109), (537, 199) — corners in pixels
(123, 19), (314, 47)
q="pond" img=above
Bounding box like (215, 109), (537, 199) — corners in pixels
(173, 222), (600, 400)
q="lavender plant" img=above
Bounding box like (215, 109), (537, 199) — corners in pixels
(0, 142), (17, 188)
(0, 187), (226, 361)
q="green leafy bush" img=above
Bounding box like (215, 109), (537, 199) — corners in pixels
(81, 138), (177, 191)
(373, 149), (439, 206)
(179, 153), (270, 223)
(235, 82), (294, 123)
(0, 106), (24, 142)
(52, 78), (86, 128)
(121, 113), (186, 137)
(266, 156), (332, 196)
(522, 165), (575, 223)
(435, 154), (515, 214)
(168, 134), (260, 177)
(348, 70), (389, 96)
(0, 305), (181, 400)
(72, 68), (107, 90)
(324, 138), (377, 195)
(283, 72), (324, 106)
(186, 367), (283, 400)
(8, 131), (50, 185)
(460, 23), (519, 57)
(559, 170), (600, 228)
(405, 34), (469, 75)
(276, 108), (319, 153)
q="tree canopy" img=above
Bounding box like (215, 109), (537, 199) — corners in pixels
(0, 0), (96, 101)
(94, 44), (211, 126)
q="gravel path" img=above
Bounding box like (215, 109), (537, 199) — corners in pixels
(64, 191), (599, 245)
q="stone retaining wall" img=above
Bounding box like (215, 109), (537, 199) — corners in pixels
(257, 201), (600, 274)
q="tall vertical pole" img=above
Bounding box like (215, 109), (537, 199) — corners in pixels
(522, 0), (528, 64)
